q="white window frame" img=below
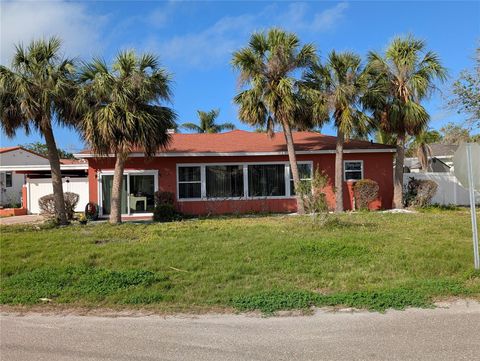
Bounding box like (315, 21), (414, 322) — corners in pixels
(177, 165), (203, 200)
(343, 160), (364, 181)
(176, 161), (313, 202)
(97, 169), (158, 216)
(5, 172), (13, 188)
(289, 163), (313, 196)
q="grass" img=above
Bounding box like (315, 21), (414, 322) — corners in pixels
(1, 210), (479, 314)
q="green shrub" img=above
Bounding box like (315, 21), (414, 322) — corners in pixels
(353, 179), (379, 210)
(154, 191), (175, 206)
(297, 167), (329, 214)
(153, 203), (181, 222)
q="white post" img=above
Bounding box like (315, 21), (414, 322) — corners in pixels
(466, 144), (479, 269)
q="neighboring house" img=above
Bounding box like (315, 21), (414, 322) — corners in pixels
(404, 143), (459, 173)
(0, 146), (50, 206)
(404, 156), (451, 173)
(0, 146), (88, 212)
(75, 130), (396, 217)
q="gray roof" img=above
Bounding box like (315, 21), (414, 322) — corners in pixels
(429, 144), (458, 157)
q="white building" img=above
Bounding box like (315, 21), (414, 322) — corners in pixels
(0, 146), (88, 212)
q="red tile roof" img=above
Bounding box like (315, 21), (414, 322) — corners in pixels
(79, 130), (395, 155)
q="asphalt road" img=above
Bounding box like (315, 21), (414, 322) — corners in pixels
(1, 300), (479, 361)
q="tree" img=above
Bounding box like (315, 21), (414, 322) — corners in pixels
(232, 28), (317, 214)
(181, 109), (235, 133)
(302, 51), (371, 212)
(23, 142), (75, 159)
(365, 35), (446, 208)
(76, 51), (176, 224)
(0, 37), (77, 225)
(448, 47), (480, 129)
(439, 122), (475, 144)
(407, 130), (442, 171)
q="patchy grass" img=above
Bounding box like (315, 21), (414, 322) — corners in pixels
(1, 210), (479, 314)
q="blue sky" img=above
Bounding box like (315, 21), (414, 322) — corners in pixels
(1, 0), (479, 153)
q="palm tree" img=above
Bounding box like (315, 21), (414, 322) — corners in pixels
(0, 37), (76, 225)
(232, 28), (317, 214)
(182, 109), (235, 133)
(76, 51), (176, 224)
(302, 51), (371, 212)
(365, 35), (446, 208)
(407, 129), (442, 171)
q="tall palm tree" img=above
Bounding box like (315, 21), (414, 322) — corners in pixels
(365, 35), (446, 208)
(232, 28), (317, 214)
(76, 51), (176, 224)
(182, 109), (235, 133)
(303, 51), (371, 212)
(0, 37), (76, 225)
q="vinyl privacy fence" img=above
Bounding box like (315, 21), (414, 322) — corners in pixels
(403, 172), (480, 206)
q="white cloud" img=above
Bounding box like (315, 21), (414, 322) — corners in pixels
(0, 0), (106, 65)
(145, 2), (350, 69)
(311, 2), (349, 31)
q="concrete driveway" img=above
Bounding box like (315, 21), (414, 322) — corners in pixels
(1, 300), (479, 361)
(0, 215), (43, 226)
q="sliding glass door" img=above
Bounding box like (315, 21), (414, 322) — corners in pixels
(101, 172), (156, 215)
(101, 175), (128, 215)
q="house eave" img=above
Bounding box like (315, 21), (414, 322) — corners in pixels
(74, 148), (396, 158)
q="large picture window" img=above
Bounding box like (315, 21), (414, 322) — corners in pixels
(248, 164), (285, 197)
(206, 165), (243, 198)
(344, 161), (363, 180)
(178, 166), (201, 199)
(176, 162), (313, 200)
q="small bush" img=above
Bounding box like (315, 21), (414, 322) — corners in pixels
(153, 203), (181, 222)
(404, 177), (438, 208)
(154, 191), (175, 206)
(38, 192), (79, 220)
(297, 167), (329, 214)
(353, 179), (379, 210)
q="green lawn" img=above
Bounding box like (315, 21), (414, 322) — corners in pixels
(1, 209), (479, 314)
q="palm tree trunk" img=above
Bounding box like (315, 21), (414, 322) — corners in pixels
(282, 120), (305, 215)
(393, 134), (405, 209)
(335, 129), (345, 212)
(43, 123), (68, 225)
(110, 153), (127, 224)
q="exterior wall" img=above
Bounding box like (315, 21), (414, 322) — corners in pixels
(87, 152), (394, 215)
(0, 149), (49, 206)
(0, 171), (24, 206)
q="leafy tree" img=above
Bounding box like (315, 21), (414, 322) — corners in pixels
(0, 37), (77, 225)
(448, 47), (480, 129)
(439, 122), (477, 144)
(182, 109), (235, 133)
(76, 51), (176, 224)
(302, 51), (371, 212)
(23, 142), (75, 159)
(232, 28), (317, 214)
(365, 35), (446, 208)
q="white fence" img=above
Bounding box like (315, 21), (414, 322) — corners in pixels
(403, 172), (480, 206)
(27, 177), (89, 214)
